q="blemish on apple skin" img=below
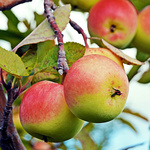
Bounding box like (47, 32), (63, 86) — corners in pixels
(111, 80), (114, 85)
(118, 86), (120, 89)
(107, 99), (113, 106)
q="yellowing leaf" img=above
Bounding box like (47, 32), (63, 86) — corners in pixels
(101, 39), (144, 65)
(13, 5), (71, 52)
(0, 47), (29, 78)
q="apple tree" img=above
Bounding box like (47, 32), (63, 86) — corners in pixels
(0, 0), (150, 149)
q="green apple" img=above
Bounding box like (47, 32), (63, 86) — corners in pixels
(84, 47), (124, 69)
(88, 0), (137, 49)
(63, 54), (129, 123)
(132, 5), (150, 54)
(19, 81), (84, 142)
(61, 0), (100, 12)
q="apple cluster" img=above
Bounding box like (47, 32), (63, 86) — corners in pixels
(19, 47), (129, 142)
(62, 0), (150, 54)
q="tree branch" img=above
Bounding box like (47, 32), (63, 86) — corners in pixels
(0, 0), (32, 11)
(0, 78), (26, 150)
(44, 0), (69, 76)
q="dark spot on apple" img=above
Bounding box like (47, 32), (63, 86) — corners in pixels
(111, 87), (122, 97)
(110, 24), (116, 33)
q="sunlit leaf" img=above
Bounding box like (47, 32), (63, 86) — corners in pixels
(0, 47), (29, 78)
(123, 108), (149, 121)
(13, 5), (71, 52)
(101, 39), (144, 65)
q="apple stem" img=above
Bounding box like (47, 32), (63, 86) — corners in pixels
(69, 20), (89, 48)
(111, 88), (122, 97)
(44, 0), (69, 75)
(110, 25), (116, 33)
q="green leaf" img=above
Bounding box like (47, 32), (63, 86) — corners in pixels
(131, 0), (150, 11)
(136, 50), (150, 62)
(13, 5), (71, 52)
(34, 12), (45, 27)
(38, 42), (85, 74)
(138, 69), (150, 84)
(0, 47), (29, 78)
(138, 61), (150, 84)
(32, 68), (60, 84)
(3, 10), (20, 33)
(65, 42), (86, 68)
(21, 48), (37, 74)
(37, 40), (55, 64)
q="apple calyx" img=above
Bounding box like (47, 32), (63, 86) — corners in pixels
(110, 25), (116, 33)
(43, 135), (48, 142)
(111, 87), (122, 97)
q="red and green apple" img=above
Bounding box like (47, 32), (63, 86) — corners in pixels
(64, 54), (129, 123)
(19, 81), (84, 142)
(88, 0), (137, 48)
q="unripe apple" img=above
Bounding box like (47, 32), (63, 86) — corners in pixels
(88, 0), (137, 49)
(19, 81), (84, 142)
(61, 0), (100, 12)
(84, 47), (124, 69)
(132, 5), (150, 54)
(64, 55), (129, 123)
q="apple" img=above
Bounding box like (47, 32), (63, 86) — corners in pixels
(19, 81), (84, 142)
(87, 0), (137, 49)
(132, 5), (150, 54)
(63, 54), (129, 123)
(33, 141), (51, 150)
(61, 0), (100, 12)
(84, 47), (124, 69)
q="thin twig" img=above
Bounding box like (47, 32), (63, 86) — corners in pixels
(44, 0), (69, 76)
(51, 3), (89, 48)
(69, 20), (89, 48)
